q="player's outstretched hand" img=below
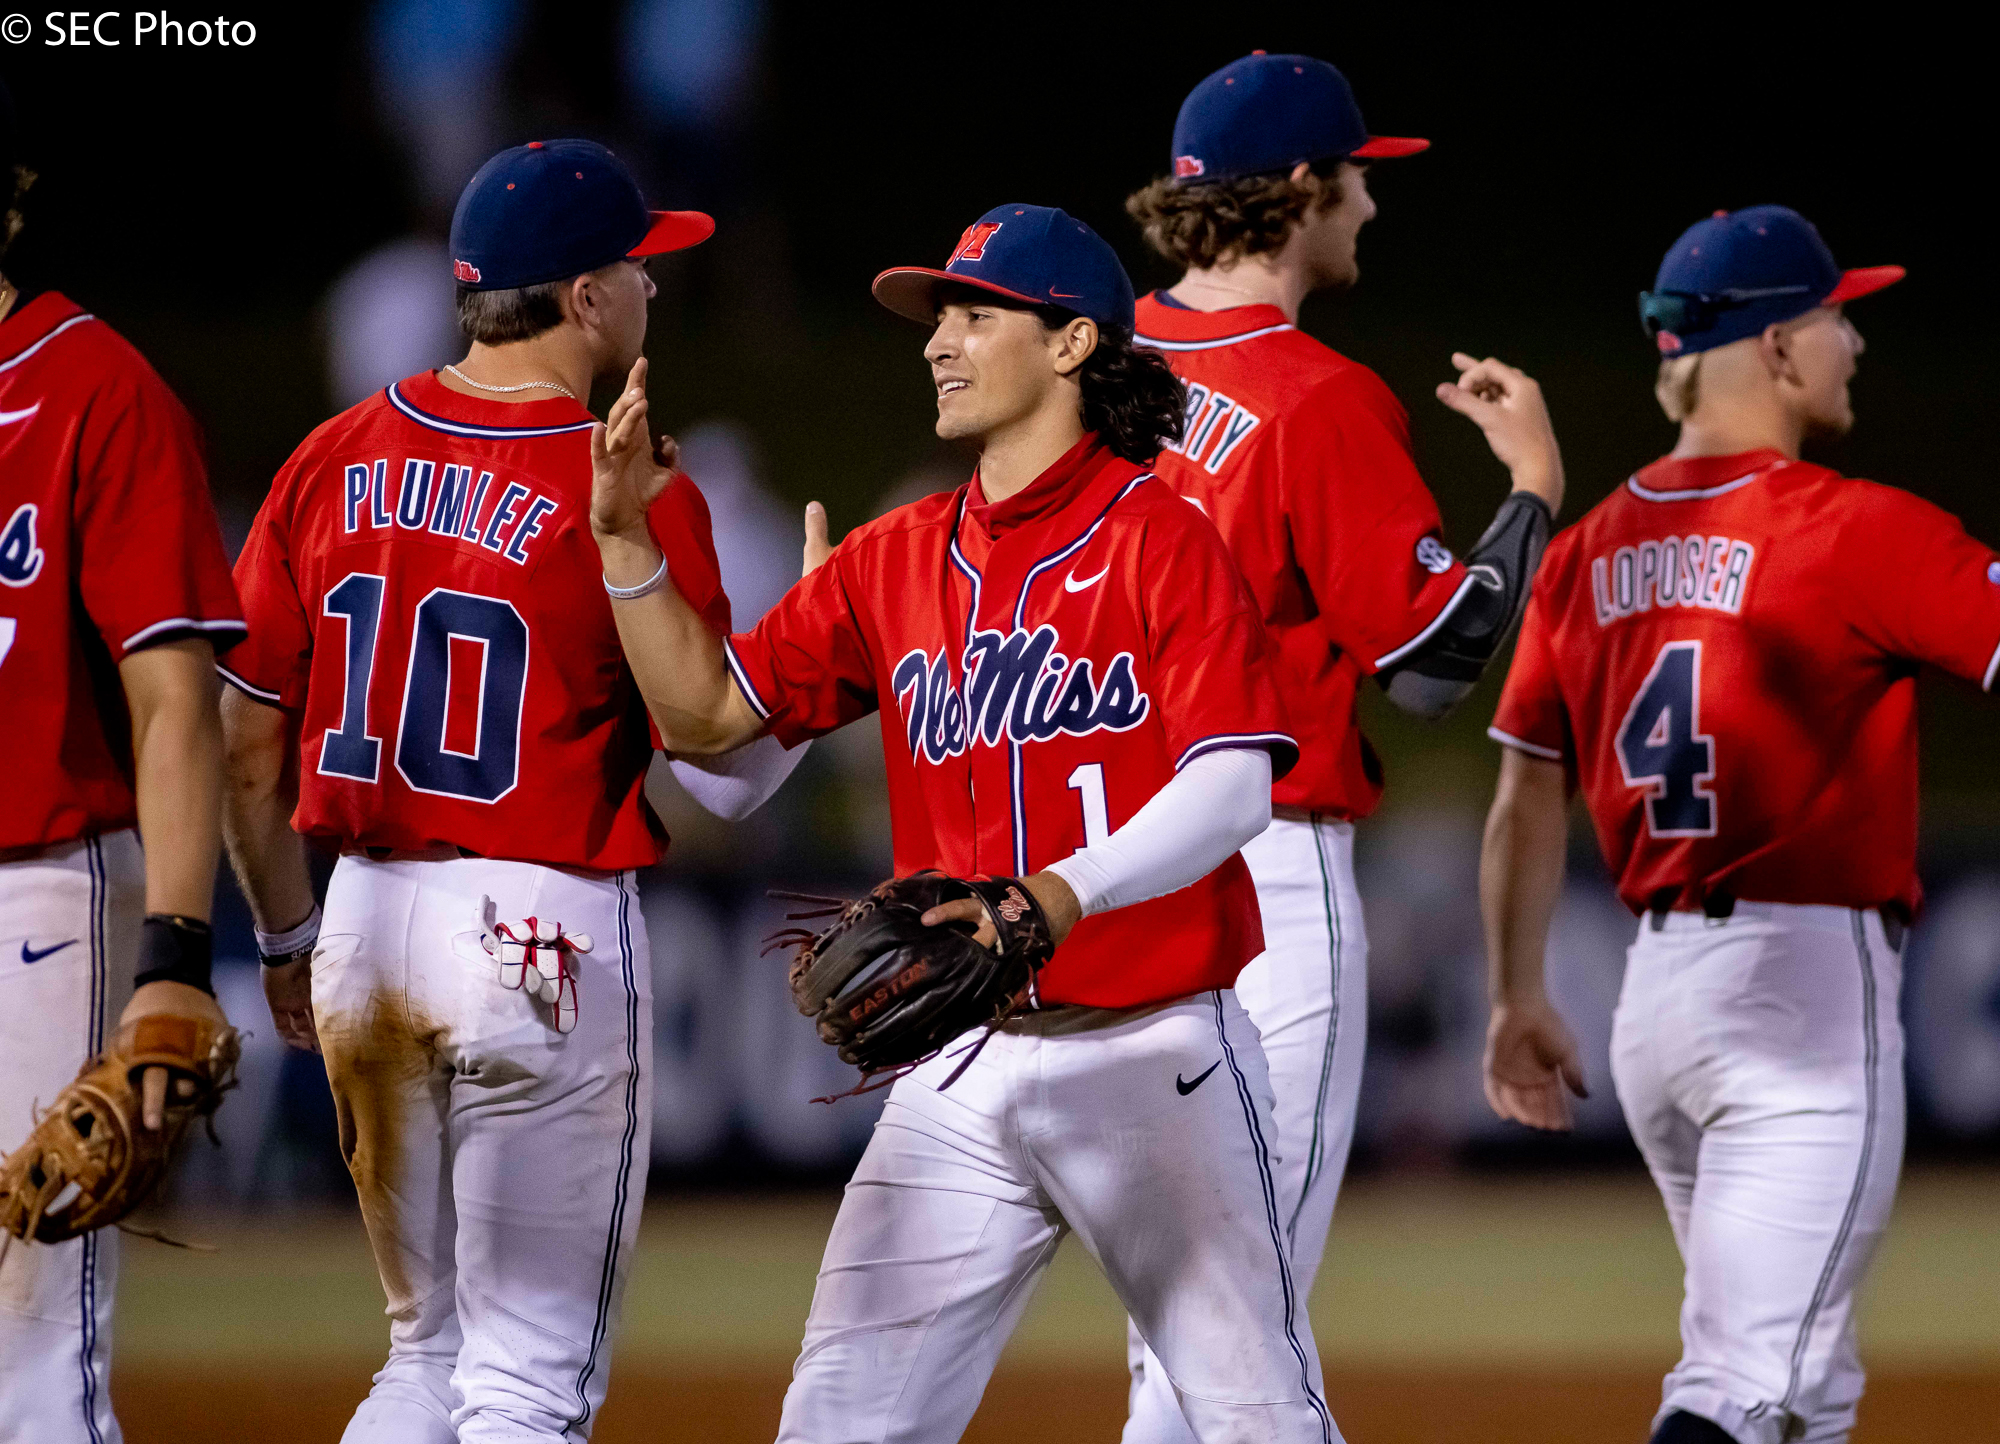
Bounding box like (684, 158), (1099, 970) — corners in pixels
(262, 957), (320, 1055)
(118, 980), (233, 1129)
(1483, 996), (1588, 1132)
(803, 502), (833, 575)
(590, 357), (676, 546)
(1435, 353), (1566, 516)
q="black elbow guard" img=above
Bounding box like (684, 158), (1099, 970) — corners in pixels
(1380, 491), (1552, 713)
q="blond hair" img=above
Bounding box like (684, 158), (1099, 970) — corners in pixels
(1655, 353), (1703, 423)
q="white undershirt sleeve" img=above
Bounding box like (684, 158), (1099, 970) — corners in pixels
(666, 734), (808, 821)
(1044, 746), (1273, 919)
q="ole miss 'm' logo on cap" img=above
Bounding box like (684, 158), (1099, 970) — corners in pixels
(454, 259), (482, 283)
(948, 222), (1002, 266)
(1173, 155), (1206, 178)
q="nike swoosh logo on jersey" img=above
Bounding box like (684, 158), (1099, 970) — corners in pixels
(0, 404), (40, 427)
(1176, 1060), (1221, 1096)
(20, 938), (78, 964)
(1063, 564), (1110, 593)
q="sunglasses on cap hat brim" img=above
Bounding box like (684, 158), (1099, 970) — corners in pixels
(1639, 265), (1906, 341)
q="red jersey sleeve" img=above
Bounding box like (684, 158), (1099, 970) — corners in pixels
(643, 473), (733, 751)
(1488, 583), (1570, 762)
(73, 356), (243, 662)
(1142, 505), (1299, 778)
(650, 472), (731, 636)
(1282, 369), (1471, 673)
(723, 539), (877, 748)
(221, 463), (314, 709)
(1838, 484), (2000, 690)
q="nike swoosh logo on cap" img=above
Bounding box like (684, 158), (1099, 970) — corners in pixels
(0, 404), (40, 427)
(1064, 564), (1109, 593)
(20, 939), (78, 964)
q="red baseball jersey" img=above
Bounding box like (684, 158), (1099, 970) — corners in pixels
(0, 293), (245, 853)
(1134, 295), (1470, 818)
(1491, 448), (2000, 916)
(724, 435), (1298, 1008)
(221, 370), (729, 871)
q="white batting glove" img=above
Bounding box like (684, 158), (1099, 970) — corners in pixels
(476, 896), (591, 1035)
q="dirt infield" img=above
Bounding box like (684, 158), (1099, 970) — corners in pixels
(115, 1365), (1998, 1442)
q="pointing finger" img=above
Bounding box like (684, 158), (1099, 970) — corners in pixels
(141, 1066), (167, 1131)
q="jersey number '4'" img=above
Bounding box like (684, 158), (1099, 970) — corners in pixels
(319, 573), (528, 803)
(1615, 640), (1717, 837)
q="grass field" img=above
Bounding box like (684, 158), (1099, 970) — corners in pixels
(112, 1167), (2000, 1441)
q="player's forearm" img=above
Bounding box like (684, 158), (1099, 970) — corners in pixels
(120, 640), (225, 922)
(598, 530), (762, 755)
(1479, 748), (1570, 1005)
(219, 686), (316, 934)
(1046, 747), (1273, 918)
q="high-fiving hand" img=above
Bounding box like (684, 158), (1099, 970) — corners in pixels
(590, 357), (680, 546)
(1435, 352), (1566, 515)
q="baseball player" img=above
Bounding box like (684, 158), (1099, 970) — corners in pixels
(1120, 52), (1565, 1436)
(217, 140), (798, 1443)
(592, 205), (1344, 1442)
(1481, 206), (1999, 1444)
(0, 79), (244, 1444)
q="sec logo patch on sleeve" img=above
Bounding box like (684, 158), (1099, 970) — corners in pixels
(1416, 536), (1455, 575)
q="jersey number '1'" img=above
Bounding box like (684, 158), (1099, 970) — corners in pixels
(319, 574), (528, 803)
(1615, 640), (1717, 837)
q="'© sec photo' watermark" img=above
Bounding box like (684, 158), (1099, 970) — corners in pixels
(5, 12), (258, 45)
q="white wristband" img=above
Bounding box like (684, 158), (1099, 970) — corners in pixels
(256, 903), (322, 960)
(604, 553), (669, 600)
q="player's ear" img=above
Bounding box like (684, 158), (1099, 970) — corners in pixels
(561, 271), (596, 330)
(1050, 316), (1098, 378)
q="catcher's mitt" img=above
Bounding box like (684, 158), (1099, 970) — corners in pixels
(0, 1014), (240, 1252)
(771, 872), (1055, 1097)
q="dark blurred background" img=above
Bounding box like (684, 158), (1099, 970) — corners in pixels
(6, 5), (1998, 1201)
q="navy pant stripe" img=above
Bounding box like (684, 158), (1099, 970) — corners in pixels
(567, 870), (641, 1432)
(1212, 991), (1333, 1443)
(78, 837), (107, 1444)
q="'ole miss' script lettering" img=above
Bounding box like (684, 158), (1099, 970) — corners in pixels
(893, 625), (1150, 764)
(340, 458), (561, 567)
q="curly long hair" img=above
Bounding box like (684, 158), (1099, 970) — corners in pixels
(1046, 312), (1186, 464)
(1125, 160), (1345, 271)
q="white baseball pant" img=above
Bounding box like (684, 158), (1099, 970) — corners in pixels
(777, 988), (1339, 1444)
(1612, 903), (1905, 1444)
(1124, 817), (1367, 1444)
(314, 853), (651, 1444)
(0, 830), (143, 1444)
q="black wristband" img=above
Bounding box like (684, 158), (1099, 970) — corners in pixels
(134, 914), (216, 996)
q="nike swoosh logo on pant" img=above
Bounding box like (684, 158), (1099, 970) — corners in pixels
(1176, 1060), (1221, 1095)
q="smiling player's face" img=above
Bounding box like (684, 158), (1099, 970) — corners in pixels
(924, 299), (1065, 445)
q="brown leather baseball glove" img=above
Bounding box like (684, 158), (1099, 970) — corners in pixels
(0, 1013), (240, 1253)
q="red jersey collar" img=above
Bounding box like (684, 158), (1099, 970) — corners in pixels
(390, 368), (597, 435)
(0, 292), (87, 369)
(1628, 448), (1792, 500)
(1132, 292), (1293, 346)
(964, 431), (1122, 539)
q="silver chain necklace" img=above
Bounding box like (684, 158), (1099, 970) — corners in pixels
(444, 364), (578, 402)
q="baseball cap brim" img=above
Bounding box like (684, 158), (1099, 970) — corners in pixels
(1350, 135), (1429, 159)
(629, 209), (716, 257)
(1823, 264), (1905, 305)
(871, 267), (1051, 326)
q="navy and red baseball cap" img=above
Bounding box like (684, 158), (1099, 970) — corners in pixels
(449, 139), (713, 291)
(873, 204), (1137, 333)
(1168, 52), (1427, 183)
(1640, 205), (1904, 356)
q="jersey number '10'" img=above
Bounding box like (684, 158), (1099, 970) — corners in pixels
(1615, 640), (1717, 837)
(319, 574), (529, 803)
